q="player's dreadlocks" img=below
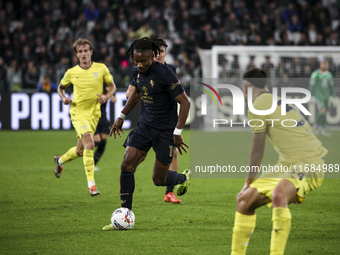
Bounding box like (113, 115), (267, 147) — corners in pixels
(126, 37), (161, 60)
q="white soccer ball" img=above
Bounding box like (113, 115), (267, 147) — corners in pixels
(111, 208), (135, 230)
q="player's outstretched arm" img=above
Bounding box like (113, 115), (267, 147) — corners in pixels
(173, 92), (191, 155)
(123, 86), (141, 114)
(248, 132), (266, 180)
(110, 86), (141, 138)
(127, 85), (143, 101)
(238, 132), (266, 198)
(57, 84), (72, 105)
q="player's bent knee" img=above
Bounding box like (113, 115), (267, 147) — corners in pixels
(236, 189), (252, 204)
(272, 191), (287, 207)
(152, 174), (166, 186)
(86, 143), (95, 150)
(121, 160), (135, 173)
(76, 148), (83, 156)
(236, 193), (251, 210)
(236, 188), (267, 213)
(153, 178), (166, 186)
(236, 194), (250, 208)
(237, 199), (254, 214)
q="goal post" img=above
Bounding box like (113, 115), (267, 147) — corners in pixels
(210, 46), (340, 79)
(194, 46), (340, 130)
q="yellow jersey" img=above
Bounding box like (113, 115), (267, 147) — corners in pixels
(248, 93), (328, 163)
(61, 62), (113, 120)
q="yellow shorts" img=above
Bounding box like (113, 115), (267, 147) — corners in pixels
(250, 159), (324, 206)
(71, 117), (99, 138)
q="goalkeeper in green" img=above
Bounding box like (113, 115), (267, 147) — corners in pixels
(309, 61), (336, 136)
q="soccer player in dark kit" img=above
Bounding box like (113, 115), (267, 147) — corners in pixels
(126, 38), (182, 203)
(103, 37), (191, 230)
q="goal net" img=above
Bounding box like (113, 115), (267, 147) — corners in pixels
(196, 46), (340, 130)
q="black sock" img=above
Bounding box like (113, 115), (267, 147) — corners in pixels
(120, 171), (135, 210)
(94, 140), (106, 165)
(165, 171), (186, 187)
(166, 184), (175, 194)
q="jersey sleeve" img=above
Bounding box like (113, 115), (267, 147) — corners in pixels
(309, 71), (318, 94)
(248, 111), (267, 133)
(60, 69), (72, 87)
(163, 68), (184, 98)
(103, 64), (113, 83)
(130, 67), (138, 87)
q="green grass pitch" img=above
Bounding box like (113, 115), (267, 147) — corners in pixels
(0, 130), (339, 254)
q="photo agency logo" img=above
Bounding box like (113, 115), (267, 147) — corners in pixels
(197, 82), (312, 128)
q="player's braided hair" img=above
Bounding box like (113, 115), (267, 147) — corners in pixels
(126, 37), (161, 60)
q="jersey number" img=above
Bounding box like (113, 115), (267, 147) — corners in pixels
(297, 172), (305, 180)
(169, 146), (174, 157)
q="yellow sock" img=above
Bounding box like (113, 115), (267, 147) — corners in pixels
(270, 207), (291, 255)
(61, 146), (79, 164)
(231, 212), (256, 255)
(83, 149), (94, 182)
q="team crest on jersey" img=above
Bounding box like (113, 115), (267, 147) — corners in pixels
(93, 72), (98, 78)
(150, 79), (154, 87)
(141, 86), (148, 96)
(137, 74), (140, 78)
(83, 125), (86, 130)
(137, 79), (139, 83)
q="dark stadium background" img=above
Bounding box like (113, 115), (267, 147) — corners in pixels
(1, 0), (340, 130)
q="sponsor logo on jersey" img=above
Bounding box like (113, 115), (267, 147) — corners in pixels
(142, 86), (148, 96)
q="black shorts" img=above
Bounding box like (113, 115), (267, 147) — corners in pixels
(94, 117), (110, 135)
(123, 122), (175, 165)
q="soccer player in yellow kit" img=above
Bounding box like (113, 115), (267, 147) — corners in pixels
(54, 38), (116, 196)
(231, 68), (327, 255)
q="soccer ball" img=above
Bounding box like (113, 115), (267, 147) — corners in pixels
(111, 208), (135, 230)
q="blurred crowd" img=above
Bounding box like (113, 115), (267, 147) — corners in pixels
(219, 54), (339, 78)
(218, 54), (339, 92)
(0, 0), (340, 92)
